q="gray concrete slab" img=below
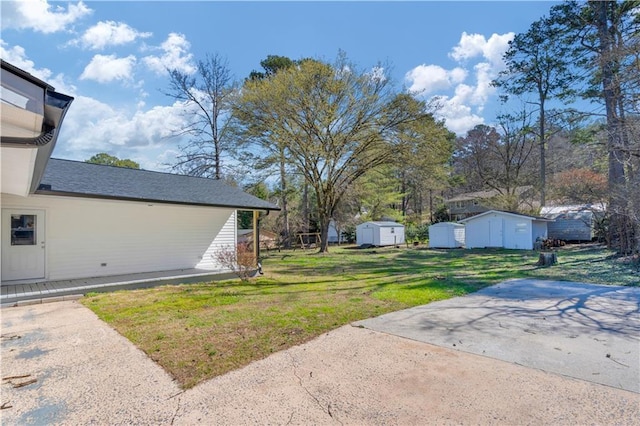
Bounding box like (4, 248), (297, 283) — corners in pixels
(2, 300), (639, 425)
(0, 269), (238, 306)
(355, 278), (640, 393)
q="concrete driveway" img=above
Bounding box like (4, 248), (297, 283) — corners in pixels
(356, 278), (640, 393)
(1, 279), (639, 425)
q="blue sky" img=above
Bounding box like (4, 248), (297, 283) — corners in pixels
(1, 1), (559, 172)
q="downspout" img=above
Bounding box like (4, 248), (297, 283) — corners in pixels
(253, 210), (259, 267)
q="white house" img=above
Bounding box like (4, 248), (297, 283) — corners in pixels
(1, 60), (279, 284)
(428, 222), (465, 248)
(459, 210), (551, 250)
(356, 221), (405, 247)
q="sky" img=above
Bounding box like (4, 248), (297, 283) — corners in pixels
(1, 0), (561, 172)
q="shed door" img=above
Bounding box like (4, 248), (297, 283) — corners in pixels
(361, 228), (374, 245)
(2, 209), (45, 282)
(488, 217), (503, 247)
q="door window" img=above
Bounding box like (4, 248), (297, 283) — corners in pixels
(11, 214), (36, 245)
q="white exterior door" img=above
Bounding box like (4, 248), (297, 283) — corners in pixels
(488, 217), (503, 247)
(2, 209), (45, 282)
(362, 228), (374, 245)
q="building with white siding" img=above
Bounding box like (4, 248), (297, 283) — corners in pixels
(459, 210), (551, 250)
(428, 222), (465, 248)
(2, 159), (279, 283)
(356, 221), (405, 247)
(1, 60), (279, 284)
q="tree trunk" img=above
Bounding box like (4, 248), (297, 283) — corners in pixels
(539, 100), (546, 207)
(279, 155), (291, 248)
(594, 1), (628, 253)
(319, 220), (330, 253)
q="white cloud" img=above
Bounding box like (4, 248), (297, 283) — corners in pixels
(405, 31), (515, 135)
(78, 21), (151, 50)
(368, 66), (386, 83)
(434, 95), (485, 136)
(471, 62), (496, 107)
(0, 40), (51, 80)
(0, 0), (91, 34)
(0, 40), (75, 94)
(449, 32), (514, 66)
(143, 33), (195, 75)
(450, 32), (486, 62)
(56, 96), (188, 166)
(483, 33), (514, 67)
(405, 64), (467, 95)
(80, 54), (136, 83)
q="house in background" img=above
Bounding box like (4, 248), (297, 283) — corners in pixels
(541, 204), (605, 242)
(356, 221), (405, 247)
(445, 186), (536, 221)
(428, 222), (465, 248)
(1, 60), (279, 284)
(459, 210), (551, 250)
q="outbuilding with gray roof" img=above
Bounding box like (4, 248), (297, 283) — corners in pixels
(2, 159), (279, 283)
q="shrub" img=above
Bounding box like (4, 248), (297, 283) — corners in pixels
(213, 243), (257, 281)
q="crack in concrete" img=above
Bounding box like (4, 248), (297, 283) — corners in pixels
(285, 411), (294, 425)
(288, 352), (342, 425)
(170, 395), (182, 425)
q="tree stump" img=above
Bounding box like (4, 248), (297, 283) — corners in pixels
(537, 252), (557, 266)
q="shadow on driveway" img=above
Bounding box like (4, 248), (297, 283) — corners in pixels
(355, 278), (640, 393)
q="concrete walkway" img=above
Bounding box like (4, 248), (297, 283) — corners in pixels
(0, 269), (236, 307)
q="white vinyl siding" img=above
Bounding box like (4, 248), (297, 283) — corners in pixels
(1, 193), (236, 281)
(462, 211), (549, 250)
(195, 212), (236, 270)
(428, 222), (465, 248)
(503, 216), (531, 249)
(356, 222), (405, 246)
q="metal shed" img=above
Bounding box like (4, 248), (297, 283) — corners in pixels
(356, 221), (405, 247)
(541, 205), (605, 242)
(428, 222), (465, 248)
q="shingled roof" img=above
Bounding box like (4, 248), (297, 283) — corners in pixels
(35, 158), (279, 211)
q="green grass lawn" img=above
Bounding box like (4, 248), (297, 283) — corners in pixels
(82, 244), (638, 389)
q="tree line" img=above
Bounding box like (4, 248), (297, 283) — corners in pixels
(90, 1), (639, 255)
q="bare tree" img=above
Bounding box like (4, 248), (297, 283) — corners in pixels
(164, 53), (236, 179)
(454, 111), (537, 211)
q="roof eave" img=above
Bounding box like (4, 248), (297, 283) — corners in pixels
(33, 189), (281, 212)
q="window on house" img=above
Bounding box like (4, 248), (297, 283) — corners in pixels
(11, 214), (36, 245)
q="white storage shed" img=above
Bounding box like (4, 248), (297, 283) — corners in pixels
(459, 210), (550, 250)
(356, 221), (405, 247)
(428, 222), (465, 248)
